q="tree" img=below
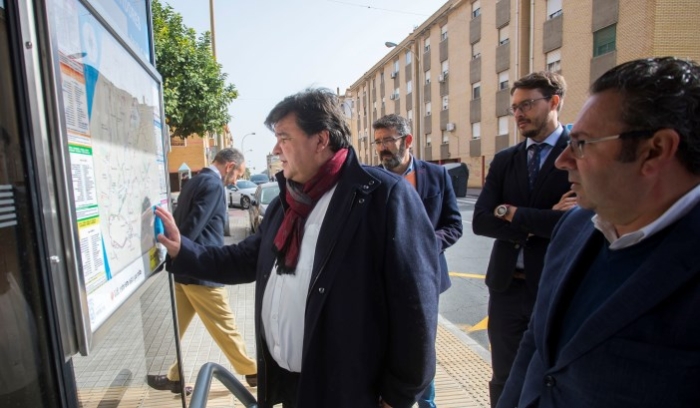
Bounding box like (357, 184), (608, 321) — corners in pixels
(152, 0), (238, 138)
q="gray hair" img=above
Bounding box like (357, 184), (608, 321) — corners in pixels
(214, 148), (245, 168)
(372, 114), (412, 136)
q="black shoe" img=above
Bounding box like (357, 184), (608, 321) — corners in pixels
(147, 374), (193, 395)
(245, 374), (258, 387)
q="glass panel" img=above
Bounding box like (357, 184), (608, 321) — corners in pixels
(594, 25), (616, 57)
(0, 3), (60, 407)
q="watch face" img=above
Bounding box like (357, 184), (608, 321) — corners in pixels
(496, 205), (508, 217)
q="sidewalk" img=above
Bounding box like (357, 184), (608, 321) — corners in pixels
(175, 208), (490, 407)
(72, 207), (491, 407)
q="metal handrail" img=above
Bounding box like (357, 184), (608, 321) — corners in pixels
(189, 362), (258, 408)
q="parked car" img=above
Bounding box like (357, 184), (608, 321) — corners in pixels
(250, 173), (270, 185)
(248, 182), (280, 233)
(227, 179), (258, 209)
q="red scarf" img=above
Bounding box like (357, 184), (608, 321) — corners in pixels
(273, 148), (348, 274)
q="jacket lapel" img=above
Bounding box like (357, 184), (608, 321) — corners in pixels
(540, 217), (597, 367)
(553, 206), (700, 369)
(515, 143), (531, 199)
(414, 159), (427, 197)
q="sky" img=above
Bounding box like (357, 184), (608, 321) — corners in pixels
(161, 0), (449, 173)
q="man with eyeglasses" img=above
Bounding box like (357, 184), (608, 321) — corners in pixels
(372, 114), (463, 408)
(472, 71), (574, 407)
(497, 57), (700, 408)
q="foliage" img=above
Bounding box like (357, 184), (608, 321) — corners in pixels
(152, 0), (238, 138)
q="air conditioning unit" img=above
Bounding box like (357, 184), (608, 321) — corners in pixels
(446, 122), (456, 131)
(438, 73), (446, 83)
(390, 71), (397, 79)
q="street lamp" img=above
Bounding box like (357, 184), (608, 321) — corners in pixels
(240, 132), (256, 152)
(385, 41), (422, 160)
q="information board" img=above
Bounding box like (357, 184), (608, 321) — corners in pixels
(49, 0), (167, 339)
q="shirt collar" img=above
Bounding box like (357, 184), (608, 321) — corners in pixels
(207, 164), (222, 179)
(526, 124), (563, 149)
(593, 182), (700, 250)
(403, 155), (415, 176)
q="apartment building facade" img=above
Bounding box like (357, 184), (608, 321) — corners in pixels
(347, 0), (700, 187)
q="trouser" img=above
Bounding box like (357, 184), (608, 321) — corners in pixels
(487, 278), (535, 407)
(417, 379), (436, 408)
(167, 283), (256, 380)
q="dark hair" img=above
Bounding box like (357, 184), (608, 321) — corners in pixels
(264, 88), (351, 151)
(372, 114), (412, 136)
(591, 57), (700, 174)
(511, 71), (567, 111)
(214, 148), (245, 168)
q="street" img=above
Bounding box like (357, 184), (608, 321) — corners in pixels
(441, 196), (493, 351)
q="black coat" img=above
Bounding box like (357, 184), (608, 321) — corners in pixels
(472, 130), (571, 293)
(170, 149), (440, 407)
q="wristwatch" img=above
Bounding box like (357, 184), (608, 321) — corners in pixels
(494, 204), (509, 218)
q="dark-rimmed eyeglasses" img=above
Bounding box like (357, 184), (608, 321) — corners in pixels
(373, 135), (407, 146)
(567, 129), (656, 159)
(507, 97), (551, 115)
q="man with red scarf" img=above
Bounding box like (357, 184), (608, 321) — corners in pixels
(155, 88), (440, 408)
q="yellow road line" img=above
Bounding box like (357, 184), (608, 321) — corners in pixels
(449, 272), (485, 279)
(468, 316), (489, 332)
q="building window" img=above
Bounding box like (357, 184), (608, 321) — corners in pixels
(442, 95), (449, 111)
(394, 87), (400, 99)
(547, 0), (563, 19)
(425, 69), (431, 84)
(546, 49), (561, 72)
(498, 116), (509, 135)
(442, 130), (449, 144)
(499, 70), (510, 90)
(442, 60), (449, 76)
(405, 50), (412, 65)
(594, 24), (616, 57)
(499, 26), (509, 45)
(380, 72), (384, 83)
(424, 37), (431, 52)
(393, 60), (400, 74)
(472, 41), (482, 59)
(472, 82), (481, 99)
(472, 0), (481, 18)
(382, 97), (385, 107)
(407, 109), (413, 123)
(407, 80), (413, 94)
(472, 122), (481, 140)
(426, 101), (432, 116)
(426, 135), (432, 145)
(441, 24), (448, 41)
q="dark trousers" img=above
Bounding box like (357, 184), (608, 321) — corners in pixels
(268, 366), (301, 408)
(488, 278), (535, 407)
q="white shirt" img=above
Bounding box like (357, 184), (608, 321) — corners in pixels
(593, 183), (700, 250)
(261, 185), (337, 372)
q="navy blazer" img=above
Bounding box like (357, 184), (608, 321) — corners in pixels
(172, 167), (226, 287)
(411, 159), (463, 293)
(499, 205), (700, 408)
(472, 129), (571, 293)
(169, 148), (440, 408)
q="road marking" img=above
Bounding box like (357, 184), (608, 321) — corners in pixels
(449, 272), (485, 279)
(468, 317), (489, 333)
